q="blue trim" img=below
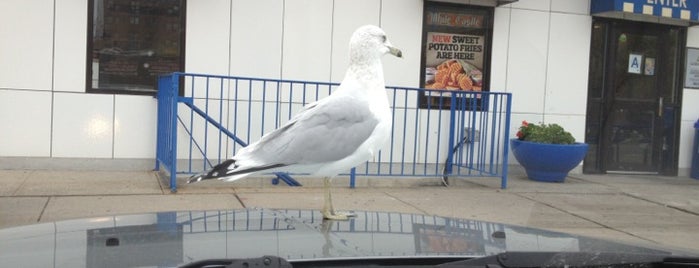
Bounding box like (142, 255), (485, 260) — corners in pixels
(592, 0), (699, 23)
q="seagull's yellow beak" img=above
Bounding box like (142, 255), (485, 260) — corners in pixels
(388, 46), (403, 58)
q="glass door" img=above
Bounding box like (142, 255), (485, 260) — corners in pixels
(586, 20), (683, 175)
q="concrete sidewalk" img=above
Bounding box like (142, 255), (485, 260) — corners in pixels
(1, 169), (699, 253)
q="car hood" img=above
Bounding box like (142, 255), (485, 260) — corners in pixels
(0, 208), (694, 267)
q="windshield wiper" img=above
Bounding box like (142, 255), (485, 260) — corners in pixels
(180, 255), (292, 268)
(180, 253), (699, 268)
(437, 252), (699, 267)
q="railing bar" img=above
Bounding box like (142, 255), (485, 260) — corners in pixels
(434, 93), (443, 175)
(188, 77), (195, 173)
(288, 83), (294, 120)
(218, 78), (224, 164)
(177, 114), (212, 169)
(275, 81), (281, 129)
(412, 91), (419, 175)
(204, 77), (210, 170)
(389, 89), (397, 174)
(400, 91), (409, 175)
(261, 81), (267, 136)
(423, 90), (431, 175)
(246, 81), (252, 145)
(233, 79), (240, 154)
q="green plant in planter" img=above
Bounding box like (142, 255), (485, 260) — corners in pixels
(516, 121), (575, 145)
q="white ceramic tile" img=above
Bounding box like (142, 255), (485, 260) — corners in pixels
(385, 107), (419, 163)
(686, 26), (699, 47)
(506, 9), (550, 114)
(511, 0), (551, 11)
(186, 0), (230, 77)
(175, 100), (230, 162)
(544, 13), (591, 115)
(490, 7), (512, 92)
(281, 0), (333, 81)
(229, 0), (283, 79)
(418, 108), (452, 163)
(0, 0), (53, 90)
(681, 89), (699, 121)
(551, 0), (590, 15)
(677, 120), (694, 169)
(380, 0), (423, 88)
(0, 90), (52, 157)
(113, 95), (157, 158)
(53, 0), (87, 93)
(52, 93), (114, 158)
(330, 0), (381, 82)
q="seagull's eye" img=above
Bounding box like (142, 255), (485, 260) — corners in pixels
(381, 35), (387, 43)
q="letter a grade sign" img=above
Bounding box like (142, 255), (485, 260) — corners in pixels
(629, 53), (642, 74)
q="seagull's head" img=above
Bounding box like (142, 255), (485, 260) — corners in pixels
(350, 25), (403, 63)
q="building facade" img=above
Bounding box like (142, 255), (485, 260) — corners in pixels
(1, 0), (697, 176)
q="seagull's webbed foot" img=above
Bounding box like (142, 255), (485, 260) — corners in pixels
(321, 177), (355, 221)
(321, 209), (356, 221)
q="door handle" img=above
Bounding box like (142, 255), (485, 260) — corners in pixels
(658, 97), (663, 117)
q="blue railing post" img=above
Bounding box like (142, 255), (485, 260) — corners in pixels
(350, 168), (356, 189)
(501, 93), (512, 189)
(444, 94), (458, 176)
(169, 73), (180, 193)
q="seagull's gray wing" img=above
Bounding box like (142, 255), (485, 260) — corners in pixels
(241, 95), (379, 165)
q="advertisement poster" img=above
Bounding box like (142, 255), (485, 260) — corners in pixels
(419, 4), (491, 109)
(424, 32), (484, 92)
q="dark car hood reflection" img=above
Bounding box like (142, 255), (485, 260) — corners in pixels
(0, 209), (683, 267)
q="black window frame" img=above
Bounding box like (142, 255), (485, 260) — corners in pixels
(86, 0), (186, 96)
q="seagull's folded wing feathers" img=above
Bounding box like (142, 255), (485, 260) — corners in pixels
(239, 94), (380, 166)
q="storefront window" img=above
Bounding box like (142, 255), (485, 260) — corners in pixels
(419, 2), (493, 109)
(87, 0), (185, 94)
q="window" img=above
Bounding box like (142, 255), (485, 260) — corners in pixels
(87, 0), (186, 95)
(419, 2), (493, 109)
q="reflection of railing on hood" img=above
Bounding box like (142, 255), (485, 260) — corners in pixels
(172, 209), (508, 258)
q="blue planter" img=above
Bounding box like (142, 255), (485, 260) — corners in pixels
(510, 139), (589, 182)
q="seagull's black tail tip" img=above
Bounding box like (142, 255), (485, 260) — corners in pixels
(186, 173), (206, 184)
(187, 159), (237, 184)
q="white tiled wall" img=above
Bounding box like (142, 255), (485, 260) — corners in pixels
(53, 0), (87, 93)
(0, 0), (54, 91)
(506, 8), (550, 114)
(281, 0), (333, 81)
(490, 7), (511, 92)
(330, 0), (382, 82)
(544, 13), (591, 116)
(185, 0), (231, 77)
(380, 0), (424, 88)
(510, 0), (551, 11)
(113, 95), (157, 158)
(52, 93), (114, 158)
(1, 0), (697, 173)
(0, 90), (52, 157)
(551, 0), (590, 14)
(229, 0), (284, 78)
(680, 89), (699, 171)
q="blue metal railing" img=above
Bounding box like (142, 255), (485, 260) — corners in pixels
(155, 72), (512, 192)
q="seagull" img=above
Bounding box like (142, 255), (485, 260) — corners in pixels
(187, 25), (402, 220)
